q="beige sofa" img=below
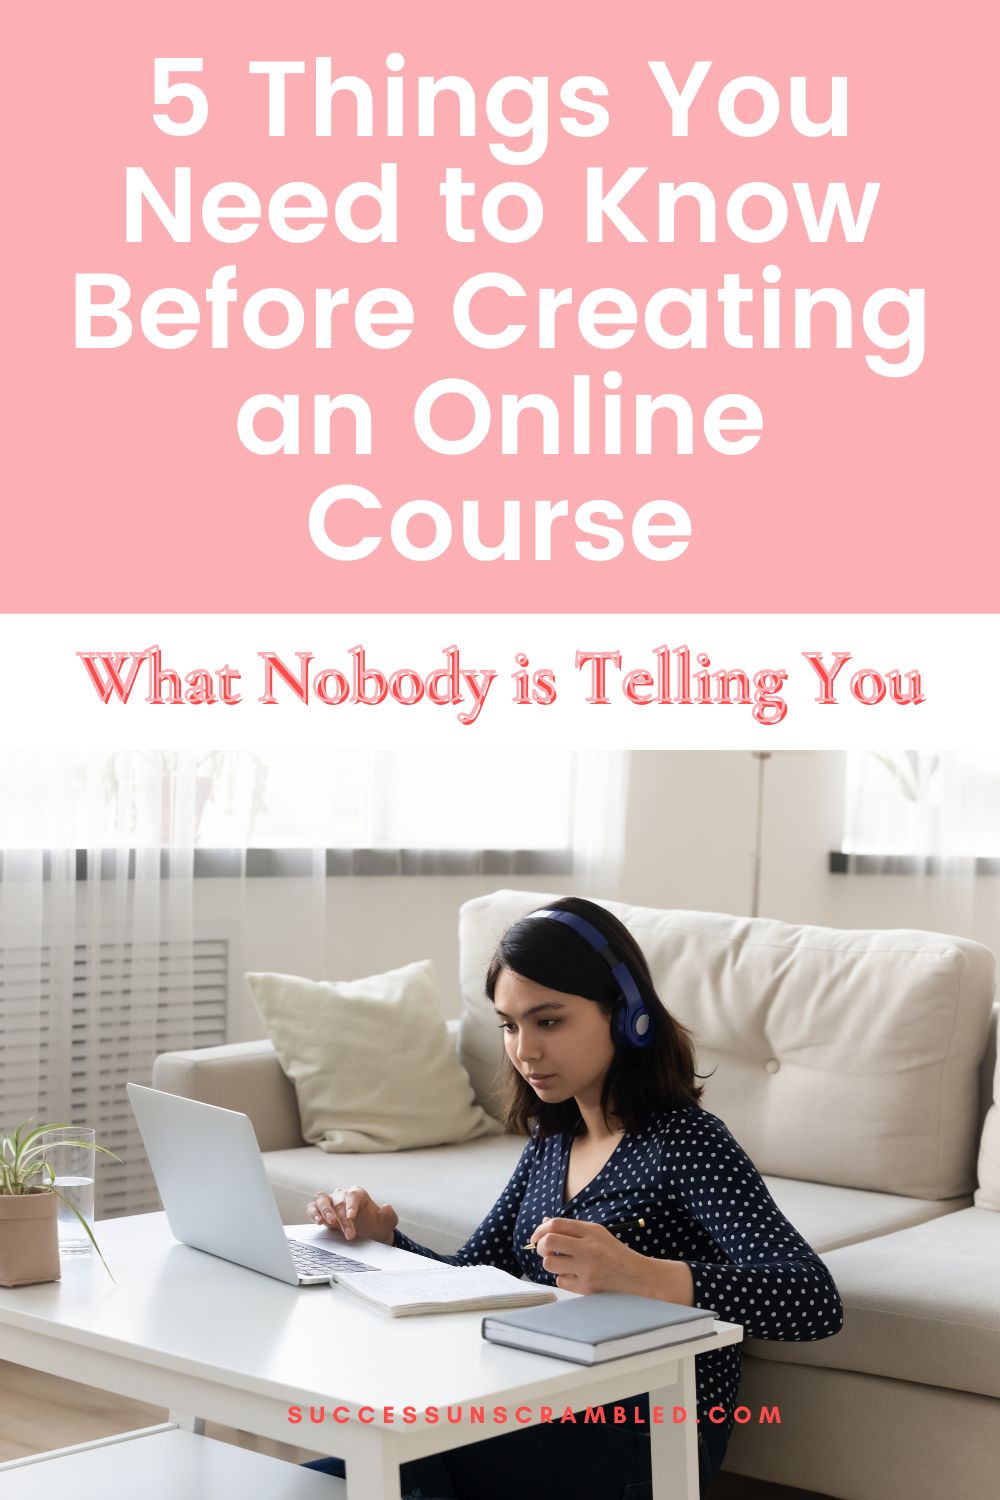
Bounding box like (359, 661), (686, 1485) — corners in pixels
(153, 891), (1000, 1500)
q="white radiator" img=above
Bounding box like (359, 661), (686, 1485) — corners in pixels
(0, 929), (232, 1217)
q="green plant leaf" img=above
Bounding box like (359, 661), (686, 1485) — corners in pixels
(9, 1124), (76, 1168)
(19, 1140), (123, 1171)
(1, 1122), (123, 1196)
(48, 1186), (116, 1283)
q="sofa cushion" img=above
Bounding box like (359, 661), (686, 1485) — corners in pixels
(975, 1014), (1000, 1210)
(247, 961), (502, 1153)
(761, 1176), (970, 1253)
(458, 892), (996, 1200)
(745, 1208), (1000, 1400)
(263, 1133), (968, 1266)
(263, 1134), (527, 1255)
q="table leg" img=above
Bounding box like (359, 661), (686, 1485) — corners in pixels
(648, 1358), (700, 1500)
(344, 1436), (401, 1500)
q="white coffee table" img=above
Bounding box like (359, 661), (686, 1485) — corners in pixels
(0, 1214), (742, 1499)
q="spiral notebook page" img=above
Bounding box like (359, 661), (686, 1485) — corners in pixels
(329, 1265), (557, 1316)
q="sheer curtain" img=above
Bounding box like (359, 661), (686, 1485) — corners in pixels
(0, 748), (630, 1216)
(569, 750), (631, 894)
(843, 752), (1000, 865)
(190, 747), (629, 887)
(0, 754), (201, 1216)
(840, 750), (1000, 955)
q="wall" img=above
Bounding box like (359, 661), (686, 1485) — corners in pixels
(196, 870), (552, 1040)
(197, 751), (1000, 1040)
(626, 750), (1000, 948)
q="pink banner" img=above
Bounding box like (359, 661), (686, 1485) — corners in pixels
(6, 1), (992, 611)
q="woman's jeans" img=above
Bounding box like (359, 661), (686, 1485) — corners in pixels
(302, 1395), (731, 1499)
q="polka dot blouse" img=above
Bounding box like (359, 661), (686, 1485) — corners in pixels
(394, 1105), (845, 1430)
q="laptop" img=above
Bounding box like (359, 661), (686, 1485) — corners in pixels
(127, 1082), (383, 1286)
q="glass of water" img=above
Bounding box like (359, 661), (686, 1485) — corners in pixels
(39, 1127), (96, 1256)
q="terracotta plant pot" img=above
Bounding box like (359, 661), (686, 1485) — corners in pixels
(0, 1189), (61, 1286)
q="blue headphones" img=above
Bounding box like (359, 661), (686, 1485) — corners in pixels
(524, 909), (654, 1049)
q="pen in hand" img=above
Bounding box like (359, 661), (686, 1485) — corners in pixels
(522, 1216), (648, 1251)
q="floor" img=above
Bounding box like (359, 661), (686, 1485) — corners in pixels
(0, 1360), (833, 1497)
(0, 1360), (320, 1467)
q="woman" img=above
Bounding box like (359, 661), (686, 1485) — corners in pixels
(306, 897), (845, 1498)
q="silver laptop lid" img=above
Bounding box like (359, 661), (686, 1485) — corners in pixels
(127, 1083), (301, 1284)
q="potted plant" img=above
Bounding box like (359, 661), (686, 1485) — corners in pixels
(0, 1121), (120, 1286)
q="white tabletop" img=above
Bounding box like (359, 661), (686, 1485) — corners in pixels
(1, 1215), (745, 1499)
(0, 1213), (742, 1421)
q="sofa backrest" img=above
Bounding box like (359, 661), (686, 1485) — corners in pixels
(458, 891), (997, 1201)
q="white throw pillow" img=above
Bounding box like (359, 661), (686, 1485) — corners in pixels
(246, 961), (503, 1153)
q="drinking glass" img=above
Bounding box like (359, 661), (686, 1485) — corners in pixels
(38, 1127), (96, 1256)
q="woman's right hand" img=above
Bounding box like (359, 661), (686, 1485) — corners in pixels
(307, 1186), (399, 1245)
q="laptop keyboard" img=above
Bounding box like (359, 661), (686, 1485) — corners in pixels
(288, 1239), (378, 1276)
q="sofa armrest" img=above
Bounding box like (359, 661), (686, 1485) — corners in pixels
(152, 1040), (305, 1152)
(978, 1002), (999, 1132)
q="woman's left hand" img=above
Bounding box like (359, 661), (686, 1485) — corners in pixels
(530, 1218), (649, 1295)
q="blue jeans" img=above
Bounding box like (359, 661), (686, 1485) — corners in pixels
(303, 1396), (730, 1499)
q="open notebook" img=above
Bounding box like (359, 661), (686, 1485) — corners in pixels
(329, 1265), (557, 1317)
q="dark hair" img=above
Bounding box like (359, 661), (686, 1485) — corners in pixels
(484, 895), (705, 1137)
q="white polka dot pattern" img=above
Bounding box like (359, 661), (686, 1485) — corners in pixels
(394, 1106), (845, 1430)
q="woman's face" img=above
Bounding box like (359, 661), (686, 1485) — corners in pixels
(493, 967), (616, 1111)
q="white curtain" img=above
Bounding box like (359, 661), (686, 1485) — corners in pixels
(569, 750), (631, 893)
(190, 748), (628, 883)
(843, 752), (1000, 864)
(0, 749), (630, 1217)
(0, 754), (203, 1217)
(839, 750), (1000, 955)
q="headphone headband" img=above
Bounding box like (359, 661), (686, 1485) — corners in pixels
(523, 908), (653, 1048)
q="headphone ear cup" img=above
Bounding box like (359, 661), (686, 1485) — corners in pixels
(526, 907), (653, 1048)
(615, 994), (653, 1048)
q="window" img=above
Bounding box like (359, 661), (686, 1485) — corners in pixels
(0, 750), (626, 869)
(196, 751), (574, 851)
(842, 751), (1000, 862)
